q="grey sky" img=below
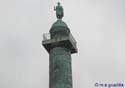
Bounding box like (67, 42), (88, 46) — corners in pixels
(0, 0), (125, 88)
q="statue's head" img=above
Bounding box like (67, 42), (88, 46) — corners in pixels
(57, 2), (60, 6)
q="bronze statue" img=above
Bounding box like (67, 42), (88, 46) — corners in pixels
(54, 2), (64, 19)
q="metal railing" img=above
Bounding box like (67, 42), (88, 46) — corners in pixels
(43, 33), (50, 41)
(69, 33), (77, 44)
(43, 33), (77, 45)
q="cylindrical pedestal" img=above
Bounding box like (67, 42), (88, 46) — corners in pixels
(49, 47), (72, 88)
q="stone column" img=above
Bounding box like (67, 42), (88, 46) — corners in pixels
(49, 47), (72, 88)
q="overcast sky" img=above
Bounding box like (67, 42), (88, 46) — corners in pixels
(0, 0), (125, 88)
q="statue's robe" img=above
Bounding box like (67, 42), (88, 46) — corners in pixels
(56, 6), (64, 19)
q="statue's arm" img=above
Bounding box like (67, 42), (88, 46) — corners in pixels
(61, 6), (64, 12)
(54, 6), (56, 11)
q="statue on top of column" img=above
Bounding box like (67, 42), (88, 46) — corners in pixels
(54, 2), (64, 19)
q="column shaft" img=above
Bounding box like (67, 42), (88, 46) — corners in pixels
(49, 47), (72, 88)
